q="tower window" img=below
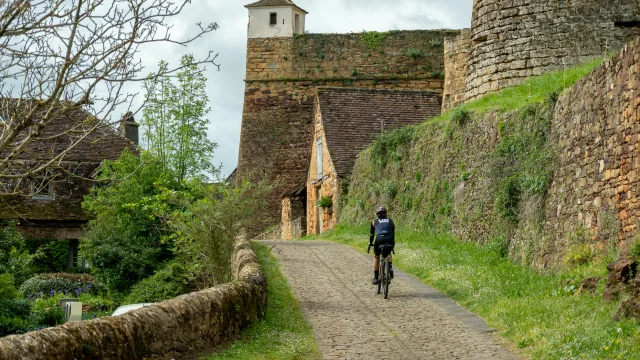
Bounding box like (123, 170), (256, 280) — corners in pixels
(270, 13), (277, 25)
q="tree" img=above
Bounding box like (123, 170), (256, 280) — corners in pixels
(142, 55), (217, 181)
(0, 0), (219, 192)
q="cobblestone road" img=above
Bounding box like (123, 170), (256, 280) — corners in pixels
(263, 240), (520, 360)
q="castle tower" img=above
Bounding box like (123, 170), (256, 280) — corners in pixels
(245, 0), (307, 39)
(463, 0), (640, 101)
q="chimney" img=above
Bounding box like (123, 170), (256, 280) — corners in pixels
(119, 112), (139, 145)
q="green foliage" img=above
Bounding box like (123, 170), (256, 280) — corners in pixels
(124, 262), (188, 304)
(630, 239), (640, 259)
(142, 55), (218, 181)
(350, 69), (358, 77)
(33, 306), (64, 327)
(19, 273), (104, 297)
(0, 273), (18, 300)
(207, 243), (321, 360)
(492, 104), (553, 223)
(486, 236), (509, 258)
(81, 150), (202, 293)
(564, 244), (595, 267)
(170, 181), (272, 287)
(429, 38), (442, 47)
(26, 238), (69, 274)
(407, 48), (423, 59)
(0, 222), (33, 286)
(0, 317), (33, 337)
(370, 126), (416, 169)
(359, 31), (389, 49)
(450, 107), (469, 126)
(316, 196), (333, 209)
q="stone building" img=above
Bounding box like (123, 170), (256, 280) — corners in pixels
(300, 87), (442, 236)
(238, 0), (454, 231)
(0, 107), (137, 268)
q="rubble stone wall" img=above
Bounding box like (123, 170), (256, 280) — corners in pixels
(544, 37), (640, 259)
(443, 29), (471, 112)
(0, 237), (267, 360)
(466, 0), (640, 101)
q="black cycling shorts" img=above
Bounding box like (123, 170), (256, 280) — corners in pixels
(374, 234), (394, 257)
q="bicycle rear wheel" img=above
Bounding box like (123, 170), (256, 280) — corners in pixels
(383, 261), (390, 299)
(377, 259), (383, 295)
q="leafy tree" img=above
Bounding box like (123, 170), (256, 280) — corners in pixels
(81, 150), (204, 293)
(142, 55), (218, 181)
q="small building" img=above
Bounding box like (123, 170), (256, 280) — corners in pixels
(302, 87), (442, 235)
(0, 107), (138, 269)
(245, 0), (307, 39)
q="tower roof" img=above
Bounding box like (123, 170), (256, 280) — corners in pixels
(245, 0), (308, 14)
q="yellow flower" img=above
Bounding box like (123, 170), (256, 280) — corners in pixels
(605, 346), (610, 351)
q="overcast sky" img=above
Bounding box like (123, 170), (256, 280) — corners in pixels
(134, 0), (474, 177)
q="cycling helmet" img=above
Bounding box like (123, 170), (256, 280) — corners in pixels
(376, 206), (387, 217)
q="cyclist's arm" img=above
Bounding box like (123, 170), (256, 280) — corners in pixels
(369, 221), (375, 243)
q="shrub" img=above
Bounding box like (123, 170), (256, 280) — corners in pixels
(33, 306), (65, 327)
(564, 244), (595, 267)
(0, 222), (34, 286)
(0, 299), (32, 319)
(0, 316), (30, 337)
(450, 107), (470, 126)
(0, 273), (18, 300)
(370, 126), (416, 169)
(124, 262), (189, 304)
(19, 273), (105, 297)
(25, 238), (69, 273)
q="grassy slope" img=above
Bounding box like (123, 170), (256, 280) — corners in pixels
(207, 242), (321, 360)
(307, 226), (640, 359)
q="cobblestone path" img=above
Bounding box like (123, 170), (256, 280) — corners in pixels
(263, 240), (520, 360)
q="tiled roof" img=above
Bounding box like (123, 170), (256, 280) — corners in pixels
(245, 0), (308, 14)
(316, 87), (442, 178)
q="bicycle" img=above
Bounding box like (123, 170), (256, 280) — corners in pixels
(368, 243), (394, 299)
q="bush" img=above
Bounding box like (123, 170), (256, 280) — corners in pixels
(124, 262), (188, 304)
(19, 273), (105, 297)
(0, 273), (18, 300)
(564, 244), (594, 267)
(0, 299), (32, 319)
(33, 306), (65, 327)
(407, 48), (423, 58)
(0, 222), (34, 286)
(25, 238), (69, 273)
(450, 107), (470, 126)
(0, 316), (30, 337)
(316, 196), (333, 208)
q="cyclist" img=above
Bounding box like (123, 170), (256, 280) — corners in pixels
(369, 206), (395, 285)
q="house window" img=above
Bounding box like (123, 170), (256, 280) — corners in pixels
(270, 13), (277, 25)
(316, 138), (323, 180)
(31, 175), (53, 200)
(69, 240), (90, 270)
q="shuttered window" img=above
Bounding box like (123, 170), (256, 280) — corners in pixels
(316, 138), (323, 180)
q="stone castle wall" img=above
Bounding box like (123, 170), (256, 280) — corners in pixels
(442, 29), (471, 112)
(0, 237), (267, 360)
(464, 0), (640, 101)
(544, 37), (640, 260)
(237, 30), (457, 228)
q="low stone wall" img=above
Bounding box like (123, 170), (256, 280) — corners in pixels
(0, 237), (267, 360)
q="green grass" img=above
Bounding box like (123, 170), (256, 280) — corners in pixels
(206, 242), (321, 360)
(307, 225), (640, 360)
(426, 59), (604, 125)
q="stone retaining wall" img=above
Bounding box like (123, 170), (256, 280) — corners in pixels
(0, 237), (267, 360)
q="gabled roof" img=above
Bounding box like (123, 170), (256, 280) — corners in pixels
(316, 87), (442, 178)
(245, 0), (308, 14)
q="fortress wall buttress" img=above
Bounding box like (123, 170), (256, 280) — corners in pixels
(238, 31), (455, 229)
(442, 29), (471, 112)
(466, 0), (640, 101)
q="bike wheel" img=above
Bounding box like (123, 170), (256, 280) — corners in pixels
(383, 262), (390, 299)
(377, 260), (383, 295)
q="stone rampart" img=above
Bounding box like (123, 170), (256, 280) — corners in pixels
(465, 0), (640, 101)
(238, 30), (456, 228)
(544, 37), (640, 260)
(442, 29), (471, 112)
(0, 237), (267, 360)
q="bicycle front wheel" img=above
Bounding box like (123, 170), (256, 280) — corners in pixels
(383, 262), (390, 299)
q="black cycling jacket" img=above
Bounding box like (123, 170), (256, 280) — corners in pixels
(369, 217), (395, 243)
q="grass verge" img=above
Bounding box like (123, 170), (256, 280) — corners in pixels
(206, 242), (321, 360)
(306, 225), (640, 359)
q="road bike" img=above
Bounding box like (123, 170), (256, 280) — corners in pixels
(368, 243), (394, 299)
